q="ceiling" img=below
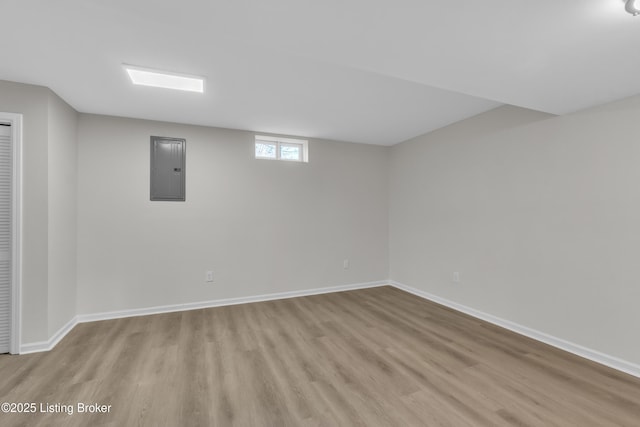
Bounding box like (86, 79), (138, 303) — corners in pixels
(1, 0), (638, 145)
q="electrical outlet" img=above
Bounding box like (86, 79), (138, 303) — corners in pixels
(343, 259), (350, 269)
(452, 272), (460, 283)
(205, 271), (214, 282)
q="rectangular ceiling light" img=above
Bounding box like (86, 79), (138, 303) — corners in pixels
(124, 65), (204, 93)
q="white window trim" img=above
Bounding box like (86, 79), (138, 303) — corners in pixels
(255, 135), (308, 163)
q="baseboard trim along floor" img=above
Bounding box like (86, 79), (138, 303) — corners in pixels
(19, 279), (640, 379)
(390, 280), (640, 379)
(19, 280), (388, 354)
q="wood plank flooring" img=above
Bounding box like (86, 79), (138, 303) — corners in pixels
(1, 286), (639, 426)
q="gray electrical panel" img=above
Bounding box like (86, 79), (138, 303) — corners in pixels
(150, 136), (186, 201)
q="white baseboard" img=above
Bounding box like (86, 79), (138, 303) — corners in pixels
(77, 280), (387, 323)
(18, 280), (387, 354)
(22, 279), (639, 380)
(389, 280), (640, 379)
(20, 315), (79, 354)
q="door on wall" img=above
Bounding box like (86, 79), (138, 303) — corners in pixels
(0, 122), (11, 353)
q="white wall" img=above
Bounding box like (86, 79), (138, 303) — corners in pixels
(47, 91), (78, 335)
(76, 114), (389, 314)
(390, 98), (640, 365)
(0, 80), (50, 343)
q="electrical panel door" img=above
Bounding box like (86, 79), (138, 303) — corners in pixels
(150, 136), (186, 201)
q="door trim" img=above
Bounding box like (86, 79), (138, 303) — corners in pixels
(0, 112), (23, 354)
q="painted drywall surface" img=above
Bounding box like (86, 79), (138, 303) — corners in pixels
(0, 80), (49, 343)
(47, 91), (78, 336)
(390, 101), (640, 364)
(76, 114), (388, 314)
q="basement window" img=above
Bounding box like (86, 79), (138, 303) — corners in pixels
(255, 135), (308, 163)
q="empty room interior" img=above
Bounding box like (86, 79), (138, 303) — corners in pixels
(2, 1), (640, 426)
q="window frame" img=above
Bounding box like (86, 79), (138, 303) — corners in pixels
(255, 135), (308, 163)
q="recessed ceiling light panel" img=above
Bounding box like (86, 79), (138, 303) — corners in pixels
(124, 65), (205, 93)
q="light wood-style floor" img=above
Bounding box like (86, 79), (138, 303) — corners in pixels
(1, 286), (640, 426)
